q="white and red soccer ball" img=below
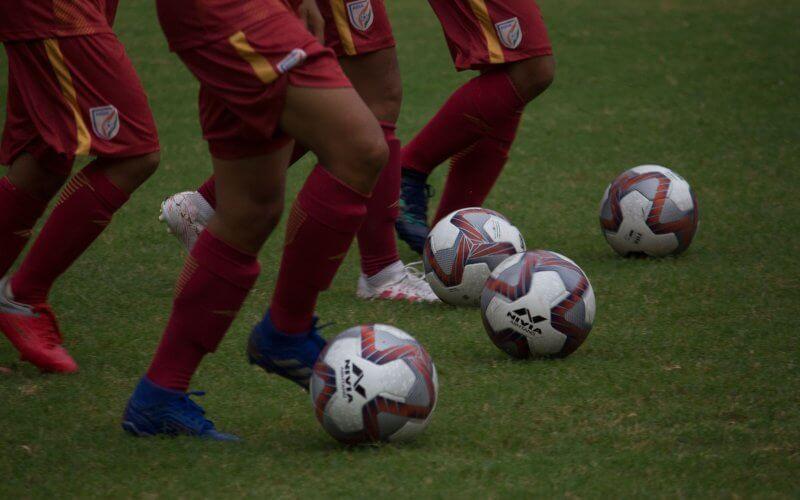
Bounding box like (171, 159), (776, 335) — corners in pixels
(599, 165), (699, 257)
(481, 250), (596, 359)
(423, 208), (525, 306)
(310, 324), (438, 444)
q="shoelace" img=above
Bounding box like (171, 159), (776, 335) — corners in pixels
(401, 261), (427, 283)
(176, 391), (215, 433)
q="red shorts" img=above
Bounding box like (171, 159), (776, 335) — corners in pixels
(0, 34), (159, 173)
(318, 0), (395, 57)
(175, 9), (350, 160)
(428, 0), (553, 71)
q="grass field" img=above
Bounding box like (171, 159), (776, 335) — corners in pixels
(2, 0), (799, 497)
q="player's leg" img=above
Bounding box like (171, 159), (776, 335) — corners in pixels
(124, 145), (291, 440)
(339, 49), (437, 301)
(0, 154), (65, 279)
(396, 0), (554, 252)
(0, 35), (159, 373)
(431, 55), (553, 223)
(396, 69), (528, 251)
(248, 84), (387, 388)
(10, 152), (159, 306)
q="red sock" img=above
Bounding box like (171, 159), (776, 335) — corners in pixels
(146, 230), (260, 391)
(433, 113), (522, 223)
(357, 122), (400, 277)
(11, 162), (129, 304)
(402, 71), (524, 176)
(270, 166), (369, 333)
(197, 176), (217, 209)
(197, 144), (310, 210)
(0, 177), (49, 277)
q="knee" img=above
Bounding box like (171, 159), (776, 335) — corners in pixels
(7, 155), (68, 201)
(132, 151), (160, 180)
(229, 195), (284, 238)
(509, 56), (555, 103)
(355, 130), (390, 180)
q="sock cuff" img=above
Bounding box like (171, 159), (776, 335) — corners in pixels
(191, 230), (261, 290)
(379, 121), (397, 134)
(81, 163), (130, 211)
(380, 121), (400, 148)
(297, 166), (369, 233)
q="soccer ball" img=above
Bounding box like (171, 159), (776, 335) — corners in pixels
(599, 165), (699, 257)
(481, 250), (596, 359)
(423, 208), (525, 306)
(310, 324), (438, 444)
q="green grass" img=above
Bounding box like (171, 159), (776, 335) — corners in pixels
(1, 0), (799, 496)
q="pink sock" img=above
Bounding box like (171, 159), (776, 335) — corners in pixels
(433, 113), (522, 223)
(357, 122), (401, 277)
(0, 177), (49, 277)
(146, 230), (260, 391)
(270, 166), (369, 333)
(11, 162), (129, 304)
(402, 71), (524, 176)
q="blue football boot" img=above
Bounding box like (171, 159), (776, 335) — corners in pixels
(247, 312), (327, 391)
(122, 377), (240, 441)
(396, 169), (433, 254)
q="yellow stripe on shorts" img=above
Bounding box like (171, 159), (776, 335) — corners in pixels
(43, 39), (91, 156)
(467, 0), (505, 64)
(228, 31), (279, 84)
(329, 0), (357, 56)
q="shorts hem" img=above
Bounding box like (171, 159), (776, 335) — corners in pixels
(332, 38), (396, 58)
(456, 46), (554, 71)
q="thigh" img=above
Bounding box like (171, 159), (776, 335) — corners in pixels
(338, 46), (402, 122)
(177, 8), (350, 159)
(279, 85), (383, 189)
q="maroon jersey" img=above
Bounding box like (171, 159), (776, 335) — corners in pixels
(0, 0), (118, 42)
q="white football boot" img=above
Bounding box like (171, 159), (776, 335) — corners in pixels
(159, 191), (215, 252)
(357, 261), (439, 303)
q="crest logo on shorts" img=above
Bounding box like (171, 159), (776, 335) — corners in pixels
(495, 17), (522, 49)
(89, 105), (120, 141)
(347, 0), (374, 31)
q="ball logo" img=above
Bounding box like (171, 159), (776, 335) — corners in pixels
(347, 0), (374, 31)
(495, 17), (522, 49)
(340, 359), (366, 403)
(506, 308), (546, 336)
(89, 105), (120, 141)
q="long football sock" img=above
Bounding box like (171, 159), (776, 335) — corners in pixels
(402, 71), (524, 176)
(0, 177), (49, 277)
(433, 113), (522, 223)
(357, 122), (401, 277)
(197, 144), (310, 210)
(269, 166), (369, 334)
(146, 230), (260, 391)
(11, 162), (129, 304)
